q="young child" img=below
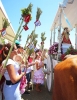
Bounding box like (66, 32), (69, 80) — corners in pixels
(33, 53), (44, 92)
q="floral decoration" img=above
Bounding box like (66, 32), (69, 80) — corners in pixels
(48, 42), (63, 55)
(21, 3), (33, 31)
(48, 42), (59, 55)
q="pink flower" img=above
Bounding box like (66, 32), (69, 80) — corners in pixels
(20, 88), (25, 94)
(20, 76), (27, 94)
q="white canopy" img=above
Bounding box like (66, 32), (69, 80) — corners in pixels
(50, 0), (77, 31)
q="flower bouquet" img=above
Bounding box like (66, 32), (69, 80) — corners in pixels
(20, 75), (27, 94)
(48, 42), (63, 59)
(48, 42), (59, 55)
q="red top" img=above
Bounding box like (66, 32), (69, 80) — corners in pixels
(28, 56), (33, 63)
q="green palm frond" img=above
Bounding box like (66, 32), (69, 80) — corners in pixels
(2, 18), (10, 29)
(41, 32), (46, 42)
(21, 3), (33, 17)
(36, 7), (42, 20)
(29, 30), (38, 43)
(33, 39), (37, 47)
(27, 3), (33, 13)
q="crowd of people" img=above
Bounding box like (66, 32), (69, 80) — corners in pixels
(0, 41), (48, 100)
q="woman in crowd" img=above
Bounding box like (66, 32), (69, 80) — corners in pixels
(1, 43), (25, 100)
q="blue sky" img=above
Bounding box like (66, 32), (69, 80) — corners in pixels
(1, 0), (65, 49)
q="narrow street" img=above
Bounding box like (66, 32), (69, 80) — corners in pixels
(22, 85), (51, 100)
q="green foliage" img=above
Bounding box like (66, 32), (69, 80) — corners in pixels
(32, 33), (38, 42)
(33, 39), (37, 47)
(24, 35), (30, 50)
(30, 30), (38, 43)
(27, 48), (34, 56)
(21, 3), (33, 17)
(26, 34), (30, 43)
(59, 45), (77, 61)
(24, 30), (38, 55)
(36, 7), (42, 20)
(30, 30), (34, 39)
(27, 3), (33, 13)
(65, 45), (77, 55)
(41, 32), (46, 42)
(40, 32), (46, 50)
(0, 35), (5, 44)
(2, 18), (10, 28)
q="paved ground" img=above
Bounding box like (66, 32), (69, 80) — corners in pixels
(22, 85), (51, 100)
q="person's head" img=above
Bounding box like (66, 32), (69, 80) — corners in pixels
(17, 47), (24, 54)
(15, 44), (24, 54)
(35, 49), (40, 54)
(35, 53), (40, 60)
(13, 54), (23, 65)
(0, 43), (14, 64)
(64, 27), (68, 31)
(35, 49), (42, 56)
(44, 49), (47, 53)
(64, 27), (69, 34)
(10, 50), (17, 59)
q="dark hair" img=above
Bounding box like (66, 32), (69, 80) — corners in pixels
(35, 49), (40, 53)
(15, 43), (20, 48)
(64, 27), (68, 30)
(2, 43), (14, 60)
(0, 44), (3, 50)
(15, 43), (23, 49)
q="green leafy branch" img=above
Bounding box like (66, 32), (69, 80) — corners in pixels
(36, 7), (42, 20)
(41, 32), (46, 50)
(33, 39), (38, 47)
(2, 18), (10, 29)
(41, 32), (46, 42)
(21, 3), (33, 17)
(31, 32), (38, 43)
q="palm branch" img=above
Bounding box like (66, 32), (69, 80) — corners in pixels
(36, 8), (42, 20)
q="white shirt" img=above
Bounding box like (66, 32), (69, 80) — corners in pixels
(26, 66), (33, 74)
(2, 59), (20, 80)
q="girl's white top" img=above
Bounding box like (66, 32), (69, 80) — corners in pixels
(2, 59), (20, 80)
